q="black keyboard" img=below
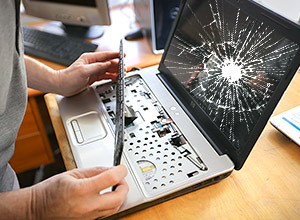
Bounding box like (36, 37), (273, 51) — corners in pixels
(22, 26), (98, 66)
(114, 39), (125, 166)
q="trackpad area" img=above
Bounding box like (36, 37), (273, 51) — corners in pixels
(69, 112), (107, 144)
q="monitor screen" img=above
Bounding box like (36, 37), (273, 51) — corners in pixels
(133, 0), (181, 54)
(153, 0), (181, 52)
(23, 0), (111, 38)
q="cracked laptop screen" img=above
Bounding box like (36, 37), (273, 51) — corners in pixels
(163, 0), (299, 149)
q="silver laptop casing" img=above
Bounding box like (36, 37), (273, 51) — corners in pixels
(56, 66), (234, 213)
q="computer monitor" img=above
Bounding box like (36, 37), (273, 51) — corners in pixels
(134, 0), (181, 54)
(22, 0), (111, 39)
(253, 0), (300, 24)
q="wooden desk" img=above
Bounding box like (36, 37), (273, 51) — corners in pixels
(39, 3), (300, 220)
(10, 4), (161, 173)
(45, 58), (300, 220)
(9, 91), (55, 173)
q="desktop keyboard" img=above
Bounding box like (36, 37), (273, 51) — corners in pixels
(22, 26), (98, 66)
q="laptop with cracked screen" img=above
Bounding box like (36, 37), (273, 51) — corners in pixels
(56, 0), (300, 218)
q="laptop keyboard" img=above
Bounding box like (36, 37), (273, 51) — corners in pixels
(114, 39), (125, 166)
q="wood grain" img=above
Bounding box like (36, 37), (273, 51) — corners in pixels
(38, 3), (300, 220)
(44, 94), (77, 170)
(45, 69), (300, 220)
(10, 97), (54, 173)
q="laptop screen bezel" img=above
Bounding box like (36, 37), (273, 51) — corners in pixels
(158, 0), (300, 169)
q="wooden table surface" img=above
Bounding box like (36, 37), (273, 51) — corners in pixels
(41, 3), (300, 220)
(45, 66), (300, 220)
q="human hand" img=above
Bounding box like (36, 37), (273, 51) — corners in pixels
(57, 51), (121, 96)
(31, 165), (128, 220)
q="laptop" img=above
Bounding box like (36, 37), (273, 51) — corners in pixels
(270, 105), (300, 146)
(56, 0), (300, 218)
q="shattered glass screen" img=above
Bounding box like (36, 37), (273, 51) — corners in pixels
(163, 0), (299, 149)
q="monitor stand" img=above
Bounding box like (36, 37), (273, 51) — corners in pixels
(42, 21), (106, 39)
(62, 24), (106, 39)
(124, 28), (144, 40)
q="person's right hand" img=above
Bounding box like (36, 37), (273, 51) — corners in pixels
(55, 51), (121, 97)
(30, 165), (129, 220)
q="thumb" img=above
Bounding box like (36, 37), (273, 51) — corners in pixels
(83, 165), (128, 192)
(68, 167), (110, 179)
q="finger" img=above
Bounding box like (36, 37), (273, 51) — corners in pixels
(95, 72), (118, 82)
(106, 59), (119, 71)
(81, 62), (112, 82)
(85, 165), (128, 192)
(101, 57), (125, 73)
(82, 51), (120, 64)
(88, 179), (129, 212)
(88, 71), (118, 85)
(87, 64), (119, 83)
(105, 60), (127, 74)
(104, 64), (119, 73)
(68, 167), (110, 179)
(108, 59), (119, 65)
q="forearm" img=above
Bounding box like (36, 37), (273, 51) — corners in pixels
(25, 55), (60, 94)
(25, 51), (121, 97)
(0, 187), (34, 219)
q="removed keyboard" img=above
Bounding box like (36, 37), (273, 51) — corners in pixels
(22, 26), (98, 66)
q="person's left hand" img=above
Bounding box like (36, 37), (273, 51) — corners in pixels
(57, 51), (120, 96)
